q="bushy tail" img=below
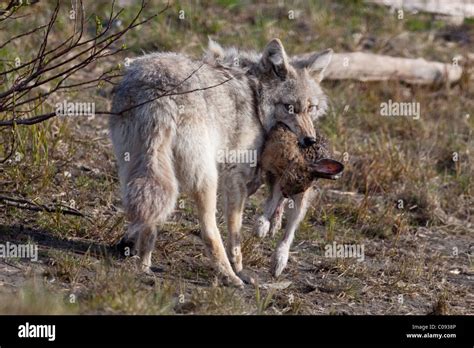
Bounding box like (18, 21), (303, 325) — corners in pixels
(110, 114), (178, 229)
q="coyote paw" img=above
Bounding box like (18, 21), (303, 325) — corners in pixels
(237, 270), (256, 286)
(270, 247), (289, 278)
(141, 265), (154, 275)
(133, 256), (153, 275)
(255, 216), (270, 238)
(222, 274), (245, 288)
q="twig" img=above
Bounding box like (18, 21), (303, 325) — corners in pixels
(0, 0), (170, 123)
(0, 69), (237, 126)
(0, 195), (90, 219)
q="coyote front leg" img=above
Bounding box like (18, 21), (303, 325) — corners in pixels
(271, 187), (316, 277)
(194, 178), (244, 288)
(225, 179), (255, 285)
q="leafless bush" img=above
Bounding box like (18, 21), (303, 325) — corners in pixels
(0, 0), (168, 127)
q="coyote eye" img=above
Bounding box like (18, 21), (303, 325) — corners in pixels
(308, 104), (319, 113)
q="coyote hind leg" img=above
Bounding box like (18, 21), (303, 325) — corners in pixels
(194, 177), (244, 288)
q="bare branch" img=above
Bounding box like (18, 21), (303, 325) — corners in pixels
(0, 0), (171, 128)
(0, 23), (48, 50)
(0, 112), (56, 126)
(0, 195), (90, 218)
(0, 63), (239, 127)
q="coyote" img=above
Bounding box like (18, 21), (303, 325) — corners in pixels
(109, 38), (332, 287)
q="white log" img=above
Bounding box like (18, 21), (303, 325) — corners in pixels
(321, 52), (463, 84)
(366, 0), (474, 18)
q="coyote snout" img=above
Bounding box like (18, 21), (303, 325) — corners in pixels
(273, 103), (316, 148)
(303, 136), (317, 147)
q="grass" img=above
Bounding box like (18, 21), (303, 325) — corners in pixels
(255, 286), (275, 314)
(0, 284), (77, 315)
(0, 0), (472, 315)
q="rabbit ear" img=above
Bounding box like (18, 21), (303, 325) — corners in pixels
(309, 158), (344, 180)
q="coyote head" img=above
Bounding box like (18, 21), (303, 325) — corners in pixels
(205, 38), (333, 147)
(253, 39), (333, 147)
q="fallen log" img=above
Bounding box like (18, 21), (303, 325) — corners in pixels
(321, 52), (462, 85)
(366, 0), (474, 19)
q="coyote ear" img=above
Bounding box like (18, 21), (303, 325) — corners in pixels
(260, 38), (290, 80)
(204, 37), (225, 63)
(292, 49), (333, 82)
(309, 158), (344, 180)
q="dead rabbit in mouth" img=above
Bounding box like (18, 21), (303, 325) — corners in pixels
(262, 122), (344, 197)
(257, 122), (344, 277)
